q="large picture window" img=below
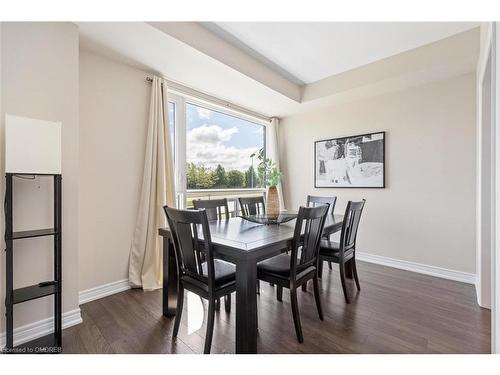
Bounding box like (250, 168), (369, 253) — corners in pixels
(185, 102), (265, 190)
(167, 93), (268, 210)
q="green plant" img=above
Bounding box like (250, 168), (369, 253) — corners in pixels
(251, 148), (283, 187)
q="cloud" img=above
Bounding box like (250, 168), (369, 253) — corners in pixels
(196, 107), (211, 119)
(188, 124), (239, 145)
(187, 124), (258, 171)
(187, 143), (258, 171)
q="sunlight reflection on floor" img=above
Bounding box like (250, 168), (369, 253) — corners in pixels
(187, 291), (205, 334)
(185, 288), (270, 335)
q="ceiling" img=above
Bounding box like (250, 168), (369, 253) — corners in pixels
(210, 22), (479, 84)
(78, 22), (480, 117)
(78, 22), (299, 116)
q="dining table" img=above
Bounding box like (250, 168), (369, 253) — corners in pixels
(159, 212), (345, 354)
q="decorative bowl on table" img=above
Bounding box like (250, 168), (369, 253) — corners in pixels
(239, 213), (297, 225)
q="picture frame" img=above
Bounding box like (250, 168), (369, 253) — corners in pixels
(314, 131), (385, 188)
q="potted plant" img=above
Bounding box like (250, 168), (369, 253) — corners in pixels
(251, 148), (283, 217)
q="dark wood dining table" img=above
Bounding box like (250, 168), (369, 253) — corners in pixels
(159, 213), (345, 354)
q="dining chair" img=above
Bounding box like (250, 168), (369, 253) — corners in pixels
(239, 196), (266, 216)
(192, 198), (232, 310)
(163, 205), (236, 354)
(238, 196), (277, 295)
(307, 195), (337, 271)
(306, 195), (337, 216)
(193, 198), (231, 220)
(319, 199), (365, 303)
(257, 204), (329, 343)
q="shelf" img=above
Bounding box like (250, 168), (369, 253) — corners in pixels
(8, 228), (59, 240)
(4, 173), (63, 353)
(8, 173), (62, 176)
(12, 333), (61, 354)
(12, 283), (58, 305)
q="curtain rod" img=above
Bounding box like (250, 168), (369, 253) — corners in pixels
(146, 76), (271, 123)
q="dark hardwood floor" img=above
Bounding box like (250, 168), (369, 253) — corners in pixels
(63, 261), (491, 354)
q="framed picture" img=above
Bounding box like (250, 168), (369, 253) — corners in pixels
(314, 131), (385, 188)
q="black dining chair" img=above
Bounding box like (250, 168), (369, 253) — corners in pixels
(163, 206), (236, 354)
(238, 196), (278, 295)
(193, 198), (231, 220)
(192, 198), (232, 310)
(257, 204), (329, 343)
(319, 200), (365, 303)
(306, 195), (337, 216)
(239, 196), (266, 216)
(307, 195), (337, 271)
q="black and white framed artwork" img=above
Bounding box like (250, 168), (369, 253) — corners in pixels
(314, 131), (385, 188)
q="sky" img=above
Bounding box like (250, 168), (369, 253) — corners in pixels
(183, 103), (265, 171)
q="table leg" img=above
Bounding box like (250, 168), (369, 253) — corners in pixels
(235, 260), (258, 354)
(163, 235), (178, 317)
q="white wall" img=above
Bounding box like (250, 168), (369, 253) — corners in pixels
(0, 22), (80, 334)
(79, 50), (149, 292)
(279, 73), (476, 275)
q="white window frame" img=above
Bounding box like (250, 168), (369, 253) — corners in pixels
(168, 92), (187, 207)
(167, 89), (269, 209)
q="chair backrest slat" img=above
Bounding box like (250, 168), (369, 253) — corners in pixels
(306, 195), (337, 216)
(193, 198), (230, 220)
(339, 200), (366, 253)
(239, 196), (266, 216)
(164, 206), (216, 288)
(290, 204), (329, 279)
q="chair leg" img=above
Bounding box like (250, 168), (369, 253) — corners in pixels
(204, 298), (216, 354)
(318, 260), (324, 279)
(352, 256), (361, 291)
(256, 280), (260, 295)
(173, 285), (184, 337)
(328, 261), (332, 270)
(224, 294), (231, 313)
(277, 286), (283, 302)
(215, 298), (220, 311)
(256, 307), (259, 330)
(312, 277), (324, 320)
(290, 288), (304, 343)
(339, 262), (350, 303)
(345, 259), (353, 279)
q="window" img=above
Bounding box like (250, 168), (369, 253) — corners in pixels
(168, 93), (267, 210)
(185, 102), (265, 190)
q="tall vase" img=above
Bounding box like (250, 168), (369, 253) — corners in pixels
(266, 185), (280, 218)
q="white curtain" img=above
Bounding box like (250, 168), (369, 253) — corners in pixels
(267, 117), (285, 209)
(129, 76), (176, 290)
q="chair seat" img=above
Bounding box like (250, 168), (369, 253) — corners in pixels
(319, 240), (354, 259)
(201, 259), (236, 286)
(257, 253), (316, 282)
(258, 253), (296, 275)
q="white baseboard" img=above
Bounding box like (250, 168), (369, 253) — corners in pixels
(356, 251), (477, 285)
(79, 279), (130, 305)
(0, 308), (82, 348)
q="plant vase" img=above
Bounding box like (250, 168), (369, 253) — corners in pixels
(266, 186), (280, 218)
